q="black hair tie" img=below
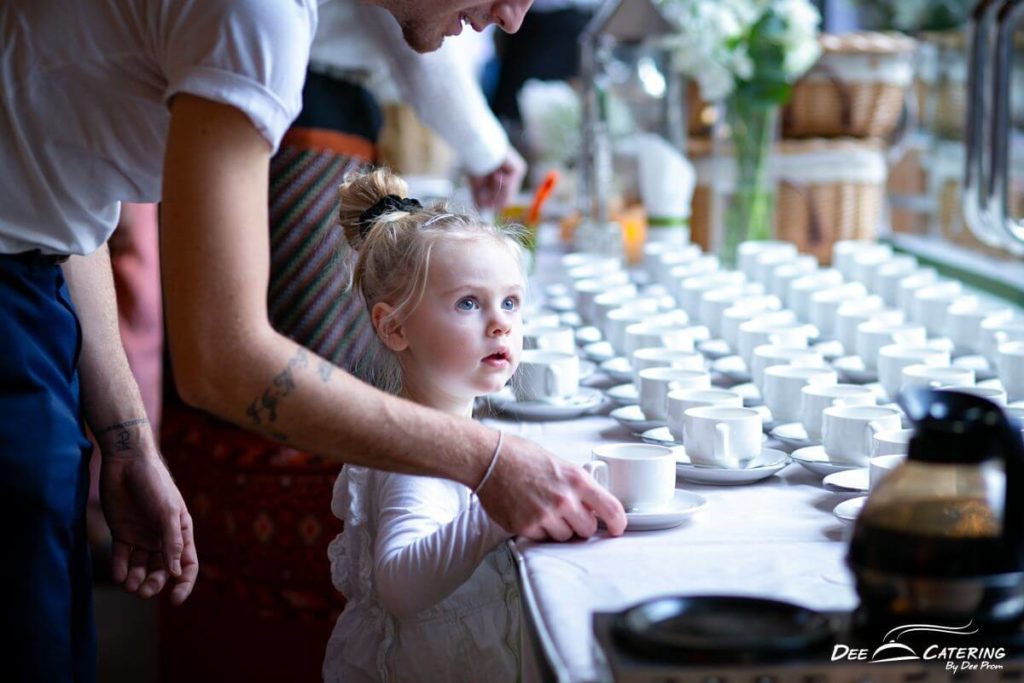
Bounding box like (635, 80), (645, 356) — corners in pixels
(358, 194), (422, 237)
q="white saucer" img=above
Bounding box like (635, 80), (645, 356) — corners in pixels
(606, 383), (639, 406)
(600, 356), (633, 383)
(639, 426), (682, 446)
(583, 340), (615, 362)
(579, 359), (597, 381)
(790, 445), (864, 476)
(834, 496), (866, 524)
(674, 447), (790, 486)
(496, 387), (604, 421)
(823, 467), (870, 492)
(769, 422), (820, 450)
(926, 337), (955, 353)
(623, 490), (707, 531)
(952, 354), (997, 381)
(609, 404), (665, 433)
(811, 340), (845, 361)
(712, 355), (751, 384)
(729, 382), (763, 407)
(698, 338), (732, 360)
(576, 327), (603, 346)
(832, 356), (878, 384)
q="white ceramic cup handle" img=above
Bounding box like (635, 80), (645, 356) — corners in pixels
(582, 461), (608, 488)
(714, 422), (731, 461)
(864, 419), (888, 455)
(545, 366), (559, 397)
(893, 330), (916, 346)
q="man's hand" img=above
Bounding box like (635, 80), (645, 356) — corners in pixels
(476, 433), (626, 540)
(98, 430), (198, 605)
(468, 147), (527, 210)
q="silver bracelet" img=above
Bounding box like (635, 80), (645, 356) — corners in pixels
(472, 430), (503, 496)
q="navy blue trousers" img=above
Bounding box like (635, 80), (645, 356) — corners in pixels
(0, 253), (96, 682)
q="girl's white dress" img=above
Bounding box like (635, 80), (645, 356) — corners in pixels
(323, 465), (521, 683)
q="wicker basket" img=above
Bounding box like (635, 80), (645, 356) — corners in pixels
(783, 32), (916, 140)
(689, 138), (887, 264)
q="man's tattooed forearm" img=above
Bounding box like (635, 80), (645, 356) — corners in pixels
(94, 418), (149, 438)
(95, 418), (150, 453)
(246, 349), (309, 427)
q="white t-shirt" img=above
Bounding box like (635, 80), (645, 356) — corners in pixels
(0, 0), (316, 256)
(324, 465), (520, 683)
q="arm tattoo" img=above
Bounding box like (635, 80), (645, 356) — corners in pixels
(318, 360), (333, 383)
(94, 418), (150, 438)
(94, 418), (150, 454)
(246, 349), (309, 429)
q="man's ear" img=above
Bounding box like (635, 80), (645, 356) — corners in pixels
(371, 302), (408, 352)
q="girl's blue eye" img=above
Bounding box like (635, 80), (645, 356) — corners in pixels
(502, 296), (519, 311)
(456, 297), (478, 311)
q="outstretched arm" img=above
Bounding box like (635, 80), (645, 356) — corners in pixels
(372, 473), (510, 617)
(160, 94), (624, 540)
(62, 246), (197, 605)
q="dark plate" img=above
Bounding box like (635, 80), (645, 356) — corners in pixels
(612, 595), (835, 663)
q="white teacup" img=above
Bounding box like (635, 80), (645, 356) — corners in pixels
(869, 453), (907, 490)
(623, 322), (697, 359)
(855, 320), (929, 372)
(720, 302), (789, 349)
(762, 365), (838, 425)
(683, 405), (763, 468)
(998, 340), (1024, 403)
(801, 383), (876, 440)
(910, 281), (962, 333)
(680, 272), (747, 320)
(872, 428), (913, 457)
(632, 347), (706, 390)
(769, 257), (818, 300)
(789, 270), (845, 320)
(738, 240), (797, 280)
(699, 286), (771, 338)
(523, 325), (576, 355)
(850, 247), (894, 288)
(737, 318), (817, 366)
(939, 384), (1008, 406)
(900, 364), (975, 391)
(833, 241), (890, 281)
(896, 268), (939, 313)
(585, 444), (676, 512)
(752, 247), (800, 285)
(947, 298), (1014, 355)
(873, 256), (918, 305)
(562, 252), (621, 274)
(513, 350), (579, 403)
(606, 308), (660, 354)
(667, 388), (743, 441)
(834, 298), (892, 356)
(877, 344), (951, 399)
(592, 288), (648, 330)
(821, 404), (903, 466)
(809, 283), (869, 340)
(979, 316), (1024, 363)
(638, 366), (712, 420)
(577, 282), (635, 325)
(751, 345), (825, 391)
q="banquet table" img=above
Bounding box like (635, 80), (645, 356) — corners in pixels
(481, 408), (861, 683)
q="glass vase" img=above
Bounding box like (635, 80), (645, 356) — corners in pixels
(712, 97), (780, 268)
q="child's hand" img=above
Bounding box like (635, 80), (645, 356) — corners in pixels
(477, 433), (626, 540)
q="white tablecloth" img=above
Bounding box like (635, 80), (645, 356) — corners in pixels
(482, 413), (861, 682)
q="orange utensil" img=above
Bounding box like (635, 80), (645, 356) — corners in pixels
(526, 170), (559, 226)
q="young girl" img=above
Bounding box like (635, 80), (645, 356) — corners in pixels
(323, 169), (525, 683)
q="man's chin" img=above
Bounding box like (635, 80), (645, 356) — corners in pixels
(401, 23), (445, 54)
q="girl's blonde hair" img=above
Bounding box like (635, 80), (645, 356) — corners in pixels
(338, 167), (526, 393)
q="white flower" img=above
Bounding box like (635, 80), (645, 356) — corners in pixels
(658, 0), (821, 102)
(517, 80), (582, 163)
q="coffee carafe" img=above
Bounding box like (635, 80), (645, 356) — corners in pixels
(848, 388), (1024, 630)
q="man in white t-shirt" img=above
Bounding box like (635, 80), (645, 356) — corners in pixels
(0, 1), (626, 680)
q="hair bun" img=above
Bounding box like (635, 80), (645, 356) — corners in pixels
(358, 195), (422, 238)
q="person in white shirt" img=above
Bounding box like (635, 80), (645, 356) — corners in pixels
(322, 168), (528, 682)
(0, 0), (625, 680)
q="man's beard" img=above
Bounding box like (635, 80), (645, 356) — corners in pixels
(401, 20), (444, 54)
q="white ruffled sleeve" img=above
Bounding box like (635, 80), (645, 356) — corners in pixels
(372, 473), (512, 618)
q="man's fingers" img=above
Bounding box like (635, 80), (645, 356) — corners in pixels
(162, 510), (185, 577)
(563, 503), (599, 539)
(579, 476), (627, 536)
(170, 536), (199, 606)
(111, 540), (132, 584)
(124, 548), (150, 593)
(137, 568), (169, 600)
